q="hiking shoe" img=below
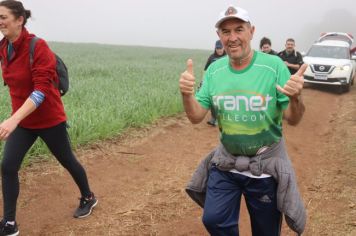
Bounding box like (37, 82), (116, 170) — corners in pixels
(73, 193), (98, 218)
(0, 220), (19, 236)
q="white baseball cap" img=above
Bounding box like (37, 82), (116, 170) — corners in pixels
(215, 5), (251, 28)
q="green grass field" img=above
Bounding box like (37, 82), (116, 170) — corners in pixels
(0, 42), (209, 159)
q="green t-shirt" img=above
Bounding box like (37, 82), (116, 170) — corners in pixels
(196, 51), (291, 156)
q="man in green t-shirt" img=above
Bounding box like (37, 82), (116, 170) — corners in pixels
(179, 5), (306, 236)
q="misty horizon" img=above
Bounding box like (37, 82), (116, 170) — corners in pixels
(2, 0), (355, 53)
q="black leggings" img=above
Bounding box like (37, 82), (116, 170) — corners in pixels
(1, 122), (92, 221)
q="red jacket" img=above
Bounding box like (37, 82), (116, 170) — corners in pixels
(0, 28), (66, 129)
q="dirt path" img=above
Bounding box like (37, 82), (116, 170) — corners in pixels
(2, 85), (356, 235)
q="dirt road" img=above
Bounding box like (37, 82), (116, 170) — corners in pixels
(2, 85), (356, 235)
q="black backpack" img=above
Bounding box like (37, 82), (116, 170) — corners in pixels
(29, 37), (69, 96)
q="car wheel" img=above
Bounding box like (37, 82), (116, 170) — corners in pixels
(337, 86), (344, 94)
(342, 82), (351, 93)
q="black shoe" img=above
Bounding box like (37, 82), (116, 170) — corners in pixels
(0, 220), (19, 236)
(73, 193), (98, 218)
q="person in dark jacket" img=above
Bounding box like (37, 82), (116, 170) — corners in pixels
(278, 38), (304, 74)
(0, 1), (97, 235)
(204, 40), (226, 126)
(204, 40), (226, 70)
(260, 37), (278, 55)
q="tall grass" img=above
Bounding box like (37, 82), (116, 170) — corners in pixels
(0, 42), (209, 158)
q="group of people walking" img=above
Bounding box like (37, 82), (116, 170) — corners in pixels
(260, 37), (304, 74)
(0, 0), (307, 235)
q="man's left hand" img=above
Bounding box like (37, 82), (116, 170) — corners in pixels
(277, 64), (308, 99)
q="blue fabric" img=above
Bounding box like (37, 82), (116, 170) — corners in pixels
(29, 90), (45, 107)
(202, 166), (281, 236)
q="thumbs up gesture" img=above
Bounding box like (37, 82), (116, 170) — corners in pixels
(277, 64), (308, 99)
(179, 59), (195, 95)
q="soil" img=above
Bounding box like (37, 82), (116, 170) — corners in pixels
(1, 84), (356, 235)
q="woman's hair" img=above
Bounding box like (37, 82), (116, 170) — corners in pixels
(0, 0), (31, 26)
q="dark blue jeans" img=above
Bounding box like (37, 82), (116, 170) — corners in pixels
(202, 167), (281, 236)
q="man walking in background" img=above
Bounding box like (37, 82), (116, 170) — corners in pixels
(278, 38), (304, 74)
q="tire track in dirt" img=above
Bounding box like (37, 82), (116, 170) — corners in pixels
(1, 85), (355, 235)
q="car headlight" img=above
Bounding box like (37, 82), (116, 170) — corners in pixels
(335, 65), (351, 71)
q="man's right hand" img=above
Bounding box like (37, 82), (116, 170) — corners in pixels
(179, 59), (195, 95)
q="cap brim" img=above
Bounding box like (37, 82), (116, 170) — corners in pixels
(215, 16), (249, 28)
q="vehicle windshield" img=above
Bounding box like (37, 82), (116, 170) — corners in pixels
(307, 45), (350, 59)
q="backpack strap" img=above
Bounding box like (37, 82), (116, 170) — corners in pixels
(29, 36), (59, 89)
(29, 36), (40, 66)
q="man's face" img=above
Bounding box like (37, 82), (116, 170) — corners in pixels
(285, 41), (295, 54)
(217, 18), (254, 62)
(261, 44), (271, 53)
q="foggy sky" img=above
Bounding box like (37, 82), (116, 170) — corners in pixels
(14, 0), (356, 52)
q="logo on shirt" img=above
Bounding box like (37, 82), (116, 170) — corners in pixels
(213, 93), (274, 123)
(213, 94), (273, 111)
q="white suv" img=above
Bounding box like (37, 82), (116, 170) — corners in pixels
(303, 32), (356, 93)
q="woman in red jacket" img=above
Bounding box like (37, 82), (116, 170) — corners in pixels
(0, 1), (97, 235)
